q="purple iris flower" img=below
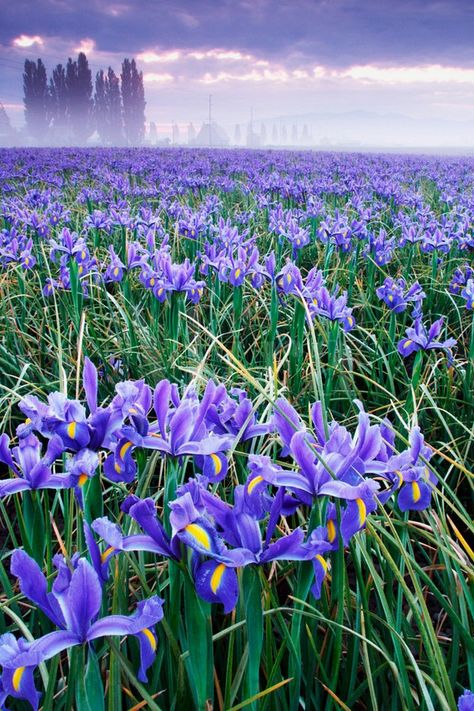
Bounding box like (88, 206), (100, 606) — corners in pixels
(275, 261), (304, 295)
(398, 316), (457, 359)
(160, 255), (206, 303)
(457, 690), (474, 711)
(376, 278), (426, 316)
(369, 229), (395, 265)
(169, 484), (331, 612)
(49, 228), (88, 262)
(19, 239), (36, 270)
(249, 251), (276, 289)
(421, 227), (451, 253)
(143, 379), (234, 480)
(0, 550), (164, 709)
(86, 514), (175, 581)
(382, 426), (437, 511)
(0, 433), (67, 497)
(218, 246), (259, 287)
(449, 264), (473, 295)
(15, 359), (146, 490)
(203, 386), (271, 442)
(104, 245), (125, 282)
(309, 286), (356, 331)
(461, 279), (474, 310)
(251, 399), (397, 537)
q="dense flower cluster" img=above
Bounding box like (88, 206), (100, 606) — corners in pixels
(0, 355), (440, 707)
(0, 147), (470, 709)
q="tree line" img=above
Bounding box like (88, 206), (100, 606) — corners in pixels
(23, 53), (146, 145)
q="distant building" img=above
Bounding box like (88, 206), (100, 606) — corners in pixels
(192, 121), (229, 147)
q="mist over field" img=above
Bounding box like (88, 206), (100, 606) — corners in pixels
(1, 0), (474, 150)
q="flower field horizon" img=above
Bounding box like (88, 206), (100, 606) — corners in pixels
(0, 146), (472, 710)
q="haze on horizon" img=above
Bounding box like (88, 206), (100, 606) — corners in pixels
(1, 0), (474, 151)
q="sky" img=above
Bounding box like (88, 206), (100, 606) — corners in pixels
(1, 0), (474, 148)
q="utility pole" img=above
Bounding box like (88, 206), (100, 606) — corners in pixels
(208, 94), (212, 147)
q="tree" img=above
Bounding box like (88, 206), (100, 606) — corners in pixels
(49, 64), (68, 143)
(149, 121), (157, 143)
(23, 58), (49, 141)
(94, 69), (107, 143)
(105, 68), (123, 145)
(121, 58), (146, 145)
(0, 103), (15, 147)
(65, 52), (93, 144)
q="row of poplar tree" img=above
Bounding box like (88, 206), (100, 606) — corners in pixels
(23, 53), (146, 145)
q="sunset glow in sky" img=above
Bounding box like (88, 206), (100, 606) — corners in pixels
(1, 0), (474, 147)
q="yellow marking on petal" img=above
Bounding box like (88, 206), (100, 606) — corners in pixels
(277, 277), (284, 288)
(403, 339), (413, 349)
(114, 462), (122, 473)
(327, 519), (336, 543)
(346, 316), (353, 326)
(356, 498), (367, 527)
(388, 294), (394, 302)
(313, 297), (318, 306)
(185, 523), (211, 550)
(210, 563), (226, 593)
(12, 667), (25, 691)
(119, 441), (133, 460)
(247, 475), (264, 494)
(150, 277), (155, 286)
(141, 627), (157, 651)
(210, 453), (222, 476)
(78, 265), (84, 275)
(315, 554), (328, 572)
(25, 417), (32, 425)
(234, 268), (241, 279)
(412, 481), (421, 503)
(81, 250), (86, 259)
(158, 287), (164, 296)
(67, 421), (77, 439)
(395, 469), (404, 488)
(101, 546), (116, 563)
(113, 266), (119, 276)
(286, 273), (292, 284)
(78, 473), (88, 487)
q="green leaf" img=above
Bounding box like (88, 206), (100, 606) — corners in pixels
(76, 647), (105, 711)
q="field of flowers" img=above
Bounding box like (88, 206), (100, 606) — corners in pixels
(0, 147), (472, 710)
